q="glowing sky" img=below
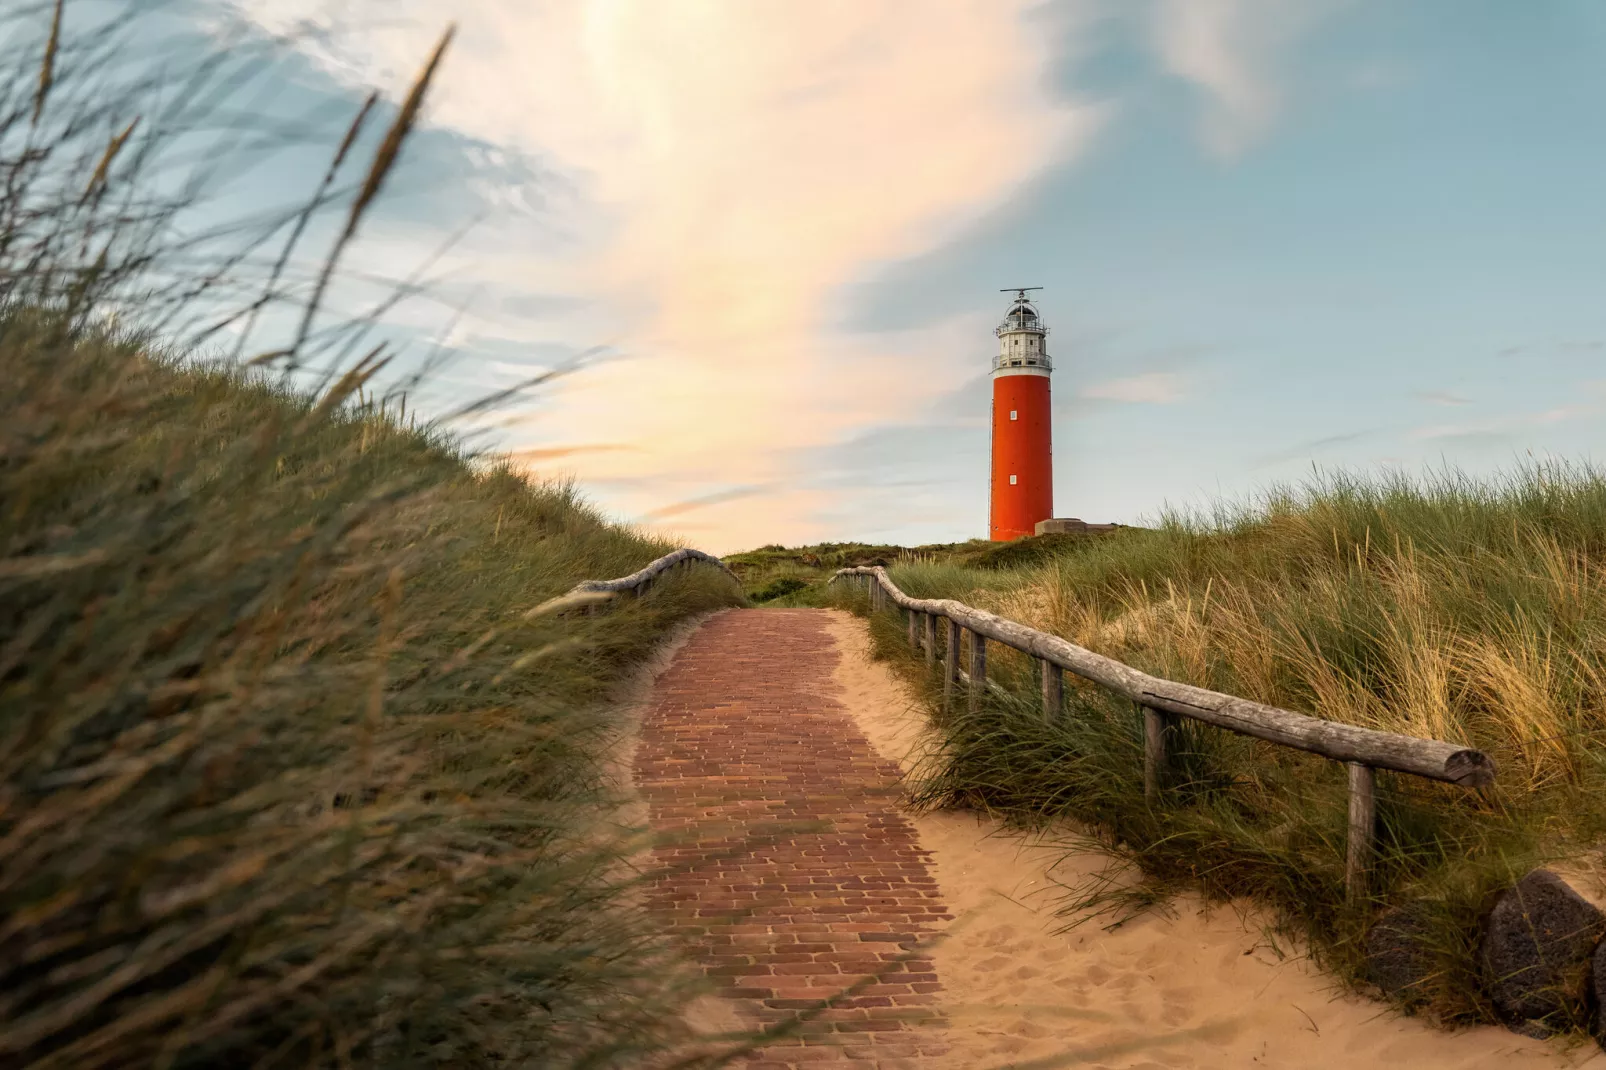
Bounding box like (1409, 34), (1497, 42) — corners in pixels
(192, 1), (1606, 553)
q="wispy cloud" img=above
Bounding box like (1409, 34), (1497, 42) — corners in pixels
(216, 0), (1102, 550)
(1416, 390), (1471, 406)
(1151, 0), (1343, 156)
(1497, 339), (1604, 359)
(1408, 381), (1606, 441)
(639, 485), (772, 521)
(1081, 372), (1186, 404)
(1253, 428), (1380, 467)
(506, 444), (637, 463)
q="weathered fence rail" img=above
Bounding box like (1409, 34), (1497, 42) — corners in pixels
(566, 548), (736, 608)
(833, 565), (1497, 898)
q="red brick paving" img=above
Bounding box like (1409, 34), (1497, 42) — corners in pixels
(636, 609), (950, 1068)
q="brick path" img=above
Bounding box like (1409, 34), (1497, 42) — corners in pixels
(636, 609), (950, 1068)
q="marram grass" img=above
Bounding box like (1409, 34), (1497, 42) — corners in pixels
(842, 466), (1606, 1027)
(0, 313), (746, 1067)
(0, 6), (752, 1063)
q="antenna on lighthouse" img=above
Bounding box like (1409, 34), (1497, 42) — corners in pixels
(1001, 287), (1043, 300)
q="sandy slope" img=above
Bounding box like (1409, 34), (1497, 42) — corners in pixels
(819, 610), (1606, 1070)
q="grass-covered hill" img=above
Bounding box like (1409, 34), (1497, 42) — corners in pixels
(0, 314), (745, 1066)
(822, 469), (1606, 1029)
(726, 528), (1132, 603)
(0, 14), (751, 1062)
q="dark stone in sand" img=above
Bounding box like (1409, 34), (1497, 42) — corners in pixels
(1592, 938), (1606, 1048)
(1364, 905), (1437, 1007)
(1481, 869), (1604, 1038)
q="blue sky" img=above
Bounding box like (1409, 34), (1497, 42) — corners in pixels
(115, 1), (1606, 552)
(826, 0), (1606, 543)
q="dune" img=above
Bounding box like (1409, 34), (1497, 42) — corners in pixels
(819, 609), (1605, 1069)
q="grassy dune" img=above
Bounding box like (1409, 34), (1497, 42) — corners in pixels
(1, 314), (744, 1066)
(0, 10), (748, 1063)
(826, 469), (1606, 1026)
(724, 531), (1125, 604)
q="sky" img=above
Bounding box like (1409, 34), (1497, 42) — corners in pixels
(124, 1), (1606, 553)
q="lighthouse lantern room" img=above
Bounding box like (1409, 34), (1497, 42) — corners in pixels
(989, 288), (1053, 541)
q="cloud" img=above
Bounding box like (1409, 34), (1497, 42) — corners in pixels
(506, 444), (637, 463)
(1497, 339), (1603, 359)
(1253, 428), (1380, 467)
(214, 0), (1103, 551)
(1151, 0), (1341, 156)
(1081, 372), (1186, 404)
(1408, 381), (1606, 442)
(638, 484), (772, 521)
(1416, 390), (1470, 406)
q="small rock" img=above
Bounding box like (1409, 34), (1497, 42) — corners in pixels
(1595, 939), (1606, 1047)
(1365, 905), (1436, 1008)
(1481, 869), (1605, 1037)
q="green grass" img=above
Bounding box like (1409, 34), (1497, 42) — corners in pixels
(830, 467), (1606, 1030)
(1, 311), (746, 1067)
(0, 13), (751, 1066)
(723, 529), (1129, 606)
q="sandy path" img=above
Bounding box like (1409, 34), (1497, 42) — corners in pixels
(819, 609), (1606, 1069)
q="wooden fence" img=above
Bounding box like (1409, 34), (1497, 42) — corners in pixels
(567, 548), (736, 609)
(832, 565), (1497, 898)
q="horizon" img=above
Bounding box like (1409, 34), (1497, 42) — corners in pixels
(165, 1), (1606, 555)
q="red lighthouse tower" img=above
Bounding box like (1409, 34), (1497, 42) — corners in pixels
(989, 288), (1053, 541)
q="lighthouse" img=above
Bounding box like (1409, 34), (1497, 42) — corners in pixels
(989, 288), (1053, 541)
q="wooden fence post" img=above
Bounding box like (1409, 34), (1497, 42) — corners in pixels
(1143, 706), (1178, 802)
(968, 631), (987, 713)
(1040, 659), (1063, 722)
(925, 613), (937, 668)
(907, 609), (918, 648)
(1346, 763), (1376, 901)
(944, 617), (962, 707)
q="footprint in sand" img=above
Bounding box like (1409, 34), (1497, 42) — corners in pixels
(980, 924), (1015, 948)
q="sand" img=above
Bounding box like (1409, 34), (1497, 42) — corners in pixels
(818, 609), (1606, 1070)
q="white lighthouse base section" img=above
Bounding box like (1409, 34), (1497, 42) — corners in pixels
(991, 365), (1050, 380)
